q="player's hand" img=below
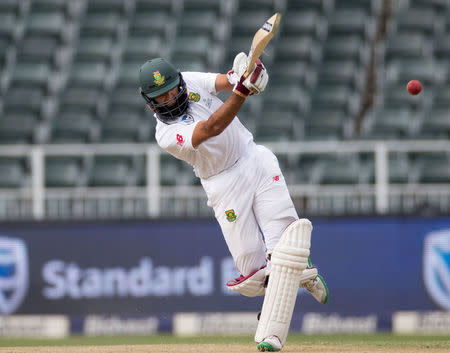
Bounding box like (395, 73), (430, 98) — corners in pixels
(243, 58), (268, 95)
(233, 58), (268, 97)
(227, 52), (247, 85)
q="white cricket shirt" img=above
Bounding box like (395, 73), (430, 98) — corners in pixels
(155, 71), (255, 179)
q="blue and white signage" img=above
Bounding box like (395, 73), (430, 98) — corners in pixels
(0, 237), (28, 314)
(423, 229), (450, 310)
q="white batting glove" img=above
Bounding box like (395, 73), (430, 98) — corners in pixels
(227, 52), (248, 85)
(243, 58), (268, 95)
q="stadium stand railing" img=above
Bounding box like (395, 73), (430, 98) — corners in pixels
(0, 140), (448, 220)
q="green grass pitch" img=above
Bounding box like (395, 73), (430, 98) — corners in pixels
(0, 333), (448, 349)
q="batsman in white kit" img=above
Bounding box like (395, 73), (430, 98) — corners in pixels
(139, 53), (329, 351)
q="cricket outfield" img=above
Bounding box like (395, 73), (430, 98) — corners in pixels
(0, 334), (448, 353)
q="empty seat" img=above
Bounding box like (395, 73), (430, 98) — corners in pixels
(304, 109), (347, 139)
(269, 60), (315, 87)
(171, 35), (210, 61)
(81, 12), (121, 37)
(432, 85), (450, 107)
(232, 10), (271, 36)
(3, 85), (44, 114)
(254, 110), (296, 141)
(11, 63), (50, 90)
(85, 0), (127, 14)
(434, 34), (450, 62)
(276, 36), (321, 63)
(101, 112), (143, 142)
(264, 83), (309, 112)
(178, 11), (217, 35)
(123, 37), (161, 63)
(45, 157), (83, 187)
(111, 87), (144, 112)
(160, 155), (195, 186)
(395, 8), (438, 35)
(88, 156), (134, 186)
(317, 60), (361, 88)
(16, 36), (59, 63)
(26, 12), (66, 42)
(316, 155), (361, 184)
(328, 9), (372, 38)
(116, 62), (141, 87)
(385, 33), (429, 60)
(386, 59), (441, 86)
(323, 35), (366, 62)
(0, 0), (21, 14)
(310, 85), (354, 112)
(334, 0), (376, 14)
(75, 36), (114, 63)
(237, 0), (275, 11)
(0, 13), (17, 40)
(59, 87), (102, 115)
(0, 112), (37, 144)
(419, 108), (450, 137)
(0, 159), (26, 188)
(282, 11), (326, 38)
(388, 153), (410, 183)
(129, 11), (171, 38)
(411, 0), (449, 12)
(415, 153), (450, 183)
(286, 0), (331, 13)
(362, 107), (414, 139)
(67, 62), (107, 88)
(50, 112), (96, 143)
(135, 0), (172, 12)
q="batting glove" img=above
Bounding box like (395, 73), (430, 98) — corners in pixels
(227, 52), (248, 85)
(233, 58), (268, 97)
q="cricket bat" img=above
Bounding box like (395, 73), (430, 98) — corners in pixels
(244, 12), (282, 78)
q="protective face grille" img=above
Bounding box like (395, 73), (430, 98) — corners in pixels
(141, 74), (189, 124)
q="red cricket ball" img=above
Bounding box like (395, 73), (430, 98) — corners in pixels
(407, 80), (422, 95)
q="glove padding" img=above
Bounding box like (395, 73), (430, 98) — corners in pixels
(229, 52), (269, 96)
(232, 53), (269, 97)
(227, 52), (247, 85)
(244, 58), (268, 95)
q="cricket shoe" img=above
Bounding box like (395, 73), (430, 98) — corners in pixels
(257, 335), (282, 352)
(299, 266), (329, 304)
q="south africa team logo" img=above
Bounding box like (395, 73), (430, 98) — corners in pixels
(189, 92), (201, 102)
(225, 209), (237, 223)
(153, 70), (165, 86)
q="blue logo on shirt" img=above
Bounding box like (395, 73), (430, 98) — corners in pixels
(181, 114), (194, 125)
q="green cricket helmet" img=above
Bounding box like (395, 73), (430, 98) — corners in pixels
(139, 58), (189, 124)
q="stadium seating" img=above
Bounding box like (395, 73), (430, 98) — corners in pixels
(0, 0), (448, 219)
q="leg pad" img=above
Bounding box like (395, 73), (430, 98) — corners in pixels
(255, 219), (312, 346)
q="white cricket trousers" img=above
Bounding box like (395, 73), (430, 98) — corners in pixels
(201, 145), (298, 276)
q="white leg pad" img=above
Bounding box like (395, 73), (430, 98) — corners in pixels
(254, 219), (312, 346)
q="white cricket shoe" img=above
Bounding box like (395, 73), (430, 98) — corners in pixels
(299, 267), (329, 304)
(257, 335), (282, 352)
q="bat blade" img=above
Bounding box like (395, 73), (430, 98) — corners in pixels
(244, 12), (282, 77)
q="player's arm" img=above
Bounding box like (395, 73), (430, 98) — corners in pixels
(192, 93), (245, 147)
(192, 58), (268, 148)
(215, 74), (234, 92)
